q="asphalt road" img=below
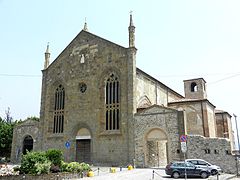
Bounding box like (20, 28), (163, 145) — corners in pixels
(1, 165), (237, 179)
(80, 168), (237, 180)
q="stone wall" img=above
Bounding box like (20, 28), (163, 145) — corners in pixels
(215, 112), (235, 151)
(136, 70), (183, 108)
(205, 103), (216, 137)
(10, 120), (40, 163)
(134, 105), (184, 167)
(169, 102), (205, 136)
(186, 135), (238, 174)
(38, 30), (136, 166)
(168, 100), (217, 138)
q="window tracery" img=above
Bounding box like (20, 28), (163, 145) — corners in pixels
(105, 73), (120, 130)
(53, 85), (65, 133)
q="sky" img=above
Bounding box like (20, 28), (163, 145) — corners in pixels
(0, 0), (240, 146)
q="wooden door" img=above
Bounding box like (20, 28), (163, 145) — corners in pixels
(76, 139), (91, 163)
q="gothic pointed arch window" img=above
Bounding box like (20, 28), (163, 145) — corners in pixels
(53, 85), (65, 133)
(105, 73), (120, 130)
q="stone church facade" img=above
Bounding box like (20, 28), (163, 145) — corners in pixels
(11, 15), (237, 173)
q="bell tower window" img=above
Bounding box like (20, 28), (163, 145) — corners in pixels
(191, 82), (198, 92)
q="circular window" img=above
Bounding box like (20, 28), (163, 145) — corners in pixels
(79, 83), (87, 93)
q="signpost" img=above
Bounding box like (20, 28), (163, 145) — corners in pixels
(181, 142), (187, 153)
(65, 141), (71, 162)
(180, 135), (187, 180)
(180, 135), (187, 153)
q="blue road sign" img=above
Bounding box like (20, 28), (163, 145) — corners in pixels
(180, 135), (187, 142)
(65, 141), (71, 149)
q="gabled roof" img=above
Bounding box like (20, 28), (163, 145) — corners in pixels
(215, 109), (232, 117)
(17, 118), (39, 127)
(168, 98), (216, 108)
(136, 68), (184, 98)
(135, 104), (179, 116)
(44, 30), (128, 70)
(183, 78), (206, 83)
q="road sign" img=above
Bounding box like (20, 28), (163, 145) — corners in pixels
(180, 135), (187, 142)
(181, 142), (187, 153)
(65, 141), (71, 149)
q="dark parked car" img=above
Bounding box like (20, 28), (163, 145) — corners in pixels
(185, 159), (222, 175)
(165, 161), (211, 179)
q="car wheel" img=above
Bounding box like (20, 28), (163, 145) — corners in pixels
(200, 172), (208, 179)
(172, 172), (180, 179)
(211, 169), (218, 175)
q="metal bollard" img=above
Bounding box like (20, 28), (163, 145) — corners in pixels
(98, 167), (100, 176)
(120, 166), (122, 171)
(152, 170), (155, 180)
(217, 173), (219, 180)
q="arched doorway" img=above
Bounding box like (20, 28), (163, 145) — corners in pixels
(76, 128), (91, 163)
(22, 135), (33, 155)
(145, 129), (168, 167)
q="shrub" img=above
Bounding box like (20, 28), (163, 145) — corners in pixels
(60, 161), (68, 172)
(66, 162), (82, 173)
(80, 162), (91, 171)
(35, 161), (51, 175)
(20, 151), (50, 175)
(62, 162), (91, 173)
(45, 149), (63, 166)
(19, 149), (91, 176)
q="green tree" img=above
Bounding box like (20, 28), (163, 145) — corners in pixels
(0, 116), (15, 158)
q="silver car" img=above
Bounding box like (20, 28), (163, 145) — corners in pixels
(186, 159), (222, 175)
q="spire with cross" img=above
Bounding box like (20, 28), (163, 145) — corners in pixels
(128, 11), (135, 48)
(83, 17), (88, 31)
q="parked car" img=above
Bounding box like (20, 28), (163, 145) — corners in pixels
(185, 159), (222, 175)
(165, 161), (210, 179)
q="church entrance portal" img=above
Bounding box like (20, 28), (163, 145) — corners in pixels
(76, 128), (91, 163)
(22, 135), (33, 155)
(146, 129), (168, 167)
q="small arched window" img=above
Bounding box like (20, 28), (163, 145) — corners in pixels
(22, 135), (33, 155)
(191, 82), (198, 92)
(53, 85), (65, 133)
(105, 73), (120, 130)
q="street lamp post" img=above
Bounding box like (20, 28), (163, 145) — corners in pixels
(233, 114), (240, 176)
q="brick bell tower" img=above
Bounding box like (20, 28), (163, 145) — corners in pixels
(183, 78), (207, 99)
